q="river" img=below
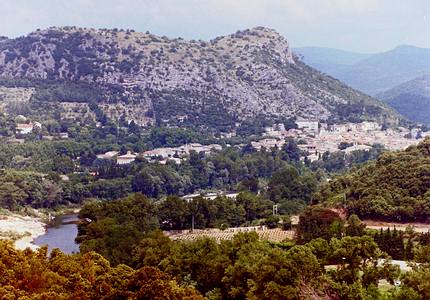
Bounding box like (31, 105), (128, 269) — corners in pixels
(34, 214), (80, 254)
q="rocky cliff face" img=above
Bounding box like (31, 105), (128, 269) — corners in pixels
(0, 26), (400, 128)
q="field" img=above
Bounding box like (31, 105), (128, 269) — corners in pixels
(168, 227), (295, 242)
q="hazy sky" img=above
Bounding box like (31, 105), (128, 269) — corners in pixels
(1, 0), (429, 53)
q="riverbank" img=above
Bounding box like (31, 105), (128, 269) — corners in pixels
(0, 206), (81, 250)
(0, 213), (46, 250)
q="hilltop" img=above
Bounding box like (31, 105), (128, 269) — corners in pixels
(0, 26), (400, 130)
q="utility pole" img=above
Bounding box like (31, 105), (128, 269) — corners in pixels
(273, 204), (278, 215)
(191, 214), (195, 232)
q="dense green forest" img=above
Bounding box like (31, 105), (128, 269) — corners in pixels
(72, 194), (430, 299)
(0, 240), (203, 299)
(0, 233), (405, 299)
(315, 137), (430, 221)
(5, 192), (430, 299)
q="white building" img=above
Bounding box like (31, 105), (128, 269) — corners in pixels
(143, 148), (179, 159)
(59, 132), (69, 139)
(116, 151), (137, 165)
(143, 143), (222, 160)
(331, 124), (351, 133)
(298, 144), (317, 154)
(97, 151), (119, 160)
(16, 123), (34, 134)
(296, 120), (319, 132)
(343, 144), (372, 154)
(15, 121), (42, 135)
(359, 121), (380, 131)
(185, 143), (222, 155)
(251, 138), (285, 151)
(182, 191), (239, 202)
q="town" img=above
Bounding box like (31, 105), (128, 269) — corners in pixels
(3, 113), (425, 165)
(254, 119), (425, 162)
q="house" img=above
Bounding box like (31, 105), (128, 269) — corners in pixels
(15, 123), (34, 134)
(59, 175), (70, 181)
(298, 144), (317, 153)
(182, 191), (238, 202)
(331, 124), (351, 133)
(143, 143), (222, 161)
(143, 148), (179, 159)
(296, 120), (319, 132)
(159, 157), (182, 165)
(305, 153), (319, 162)
(15, 121), (42, 135)
(59, 132), (69, 139)
(116, 151), (136, 165)
(359, 121), (380, 132)
(97, 151), (119, 159)
(42, 135), (54, 141)
(184, 143), (222, 155)
(251, 138), (285, 151)
(343, 144), (372, 154)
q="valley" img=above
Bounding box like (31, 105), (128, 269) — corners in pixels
(0, 5), (429, 297)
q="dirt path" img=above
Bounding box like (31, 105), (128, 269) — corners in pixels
(364, 220), (430, 233)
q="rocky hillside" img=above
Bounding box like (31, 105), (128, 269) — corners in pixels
(378, 75), (430, 125)
(0, 26), (400, 130)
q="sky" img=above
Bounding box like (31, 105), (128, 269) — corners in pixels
(0, 0), (429, 53)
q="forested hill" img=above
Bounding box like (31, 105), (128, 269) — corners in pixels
(315, 137), (430, 222)
(378, 75), (430, 125)
(0, 26), (400, 130)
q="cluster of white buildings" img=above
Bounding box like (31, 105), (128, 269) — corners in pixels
(182, 191), (239, 202)
(142, 143), (222, 164)
(257, 120), (425, 162)
(251, 138), (285, 151)
(96, 143), (223, 165)
(96, 150), (138, 165)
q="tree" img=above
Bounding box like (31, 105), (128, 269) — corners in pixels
(0, 181), (28, 210)
(281, 138), (301, 161)
(345, 214), (366, 237)
(132, 230), (175, 268)
(235, 192), (272, 223)
(158, 196), (189, 230)
(264, 215), (280, 229)
(77, 193), (159, 266)
(0, 240), (203, 299)
(296, 206), (344, 243)
(267, 165), (317, 204)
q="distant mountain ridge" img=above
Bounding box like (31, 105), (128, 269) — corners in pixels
(295, 45), (430, 96)
(293, 46), (372, 74)
(0, 26), (401, 130)
(378, 75), (430, 125)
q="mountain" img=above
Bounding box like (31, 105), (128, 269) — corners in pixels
(293, 46), (372, 75)
(378, 75), (430, 125)
(294, 45), (430, 96)
(0, 26), (400, 130)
